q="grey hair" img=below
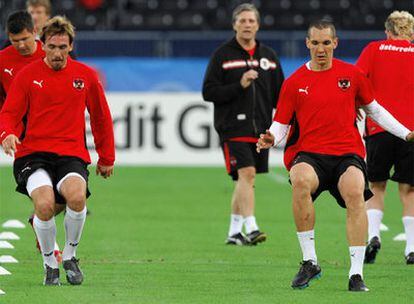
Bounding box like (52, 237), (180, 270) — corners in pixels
(232, 3), (260, 24)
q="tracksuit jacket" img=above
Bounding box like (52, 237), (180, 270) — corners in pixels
(202, 37), (284, 141)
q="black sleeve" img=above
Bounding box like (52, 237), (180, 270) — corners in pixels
(202, 50), (244, 105)
(272, 55), (285, 108)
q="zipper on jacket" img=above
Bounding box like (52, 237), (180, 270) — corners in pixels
(248, 55), (258, 136)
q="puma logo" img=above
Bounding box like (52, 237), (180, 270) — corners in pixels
(4, 68), (13, 76)
(33, 80), (43, 88)
(298, 86), (309, 95)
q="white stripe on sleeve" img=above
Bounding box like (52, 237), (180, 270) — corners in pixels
(362, 100), (410, 141)
(269, 121), (289, 147)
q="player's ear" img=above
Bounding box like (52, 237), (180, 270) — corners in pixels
(68, 42), (73, 52)
(305, 37), (311, 49)
(333, 37), (338, 49)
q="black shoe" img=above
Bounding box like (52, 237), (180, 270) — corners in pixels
(364, 236), (381, 264)
(63, 257), (84, 285)
(246, 230), (267, 246)
(291, 260), (321, 289)
(225, 233), (249, 245)
(348, 274), (369, 292)
(43, 265), (60, 286)
(406, 252), (414, 265)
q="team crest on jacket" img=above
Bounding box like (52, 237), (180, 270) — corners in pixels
(260, 58), (270, 70)
(338, 78), (351, 91)
(73, 78), (85, 90)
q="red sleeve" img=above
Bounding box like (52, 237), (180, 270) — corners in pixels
(0, 73), (29, 142)
(356, 44), (373, 76)
(86, 71), (115, 166)
(274, 80), (296, 124)
(355, 69), (375, 106)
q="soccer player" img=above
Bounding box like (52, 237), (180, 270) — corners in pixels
(0, 10), (64, 261)
(257, 20), (414, 291)
(0, 16), (115, 286)
(202, 3), (284, 245)
(27, 0), (51, 36)
(0, 11), (44, 109)
(356, 11), (414, 265)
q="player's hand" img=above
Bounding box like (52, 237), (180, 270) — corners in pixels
(256, 130), (275, 153)
(96, 164), (114, 179)
(1, 134), (20, 157)
(406, 131), (414, 142)
(240, 69), (258, 88)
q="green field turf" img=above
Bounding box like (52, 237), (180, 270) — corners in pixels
(0, 166), (412, 303)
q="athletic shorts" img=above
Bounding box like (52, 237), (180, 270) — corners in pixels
(365, 132), (414, 185)
(292, 152), (373, 208)
(221, 141), (269, 181)
(13, 152), (90, 204)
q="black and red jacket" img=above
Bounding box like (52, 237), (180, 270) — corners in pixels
(202, 37), (284, 141)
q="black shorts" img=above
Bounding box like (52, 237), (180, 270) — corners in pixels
(292, 152), (373, 208)
(13, 152), (90, 204)
(222, 141), (269, 180)
(366, 132), (414, 185)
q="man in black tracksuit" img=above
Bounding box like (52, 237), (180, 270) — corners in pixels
(202, 3), (284, 246)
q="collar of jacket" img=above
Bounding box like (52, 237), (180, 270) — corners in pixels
(228, 37), (261, 56)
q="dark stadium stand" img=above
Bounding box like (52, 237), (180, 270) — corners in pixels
(1, 0), (413, 32)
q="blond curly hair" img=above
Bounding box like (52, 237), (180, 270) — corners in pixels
(385, 11), (414, 38)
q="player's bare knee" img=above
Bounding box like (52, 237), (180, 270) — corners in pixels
(35, 201), (55, 220)
(238, 167), (256, 184)
(291, 175), (313, 193)
(344, 192), (365, 211)
(65, 192), (86, 211)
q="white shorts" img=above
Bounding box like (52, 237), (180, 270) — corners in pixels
(26, 169), (86, 197)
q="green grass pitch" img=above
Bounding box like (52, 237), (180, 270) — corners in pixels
(0, 166), (412, 303)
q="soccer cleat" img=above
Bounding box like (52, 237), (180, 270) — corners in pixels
(43, 265), (60, 286)
(291, 260), (321, 289)
(225, 233), (249, 245)
(63, 257), (84, 285)
(246, 230), (267, 245)
(364, 236), (381, 264)
(348, 274), (369, 292)
(406, 252), (414, 265)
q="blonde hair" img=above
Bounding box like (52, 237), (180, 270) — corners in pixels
(40, 15), (75, 44)
(26, 0), (52, 16)
(385, 11), (414, 38)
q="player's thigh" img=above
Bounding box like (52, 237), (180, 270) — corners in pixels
(55, 157), (89, 201)
(392, 140), (414, 185)
(337, 166), (365, 205)
(290, 162), (319, 194)
(27, 169), (55, 216)
(365, 133), (394, 182)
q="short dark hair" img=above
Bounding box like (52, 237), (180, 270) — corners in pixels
(6, 11), (34, 34)
(307, 20), (336, 38)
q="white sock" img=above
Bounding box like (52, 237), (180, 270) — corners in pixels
(244, 216), (259, 234)
(402, 216), (414, 256)
(228, 214), (243, 237)
(54, 242), (60, 251)
(62, 206), (87, 261)
(367, 209), (383, 241)
(297, 230), (317, 263)
(33, 216), (58, 269)
(349, 246), (365, 278)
